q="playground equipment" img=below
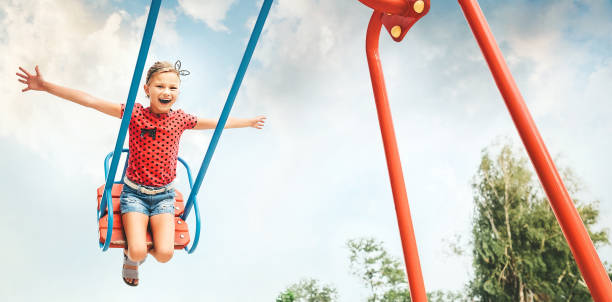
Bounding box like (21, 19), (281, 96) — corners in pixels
(96, 0), (273, 254)
(356, 0), (612, 301)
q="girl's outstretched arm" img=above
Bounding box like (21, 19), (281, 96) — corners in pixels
(194, 116), (266, 130)
(17, 65), (122, 118)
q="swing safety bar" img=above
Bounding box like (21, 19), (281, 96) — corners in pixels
(357, 0), (612, 301)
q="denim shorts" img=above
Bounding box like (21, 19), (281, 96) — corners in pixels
(120, 182), (176, 216)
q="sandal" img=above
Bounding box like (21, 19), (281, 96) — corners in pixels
(122, 252), (145, 286)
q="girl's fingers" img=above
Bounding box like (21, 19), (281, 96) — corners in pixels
(16, 72), (28, 79)
(18, 79), (27, 84)
(35, 65), (41, 76)
(19, 67), (32, 77)
(22, 87), (30, 92)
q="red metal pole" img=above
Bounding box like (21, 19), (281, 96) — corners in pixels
(457, 1), (612, 301)
(359, 0), (408, 14)
(365, 11), (428, 302)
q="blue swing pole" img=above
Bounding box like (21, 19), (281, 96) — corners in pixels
(181, 0), (274, 246)
(98, 0), (162, 251)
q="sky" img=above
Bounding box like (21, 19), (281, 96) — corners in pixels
(1, 0), (611, 301)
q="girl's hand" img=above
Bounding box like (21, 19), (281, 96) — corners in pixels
(17, 66), (46, 92)
(250, 116), (266, 129)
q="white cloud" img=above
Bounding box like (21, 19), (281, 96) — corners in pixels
(177, 0), (236, 32)
(0, 0), (179, 177)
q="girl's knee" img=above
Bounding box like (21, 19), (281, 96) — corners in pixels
(127, 247), (148, 262)
(154, 248), (174, 263)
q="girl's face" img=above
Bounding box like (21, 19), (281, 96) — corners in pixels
(144, 72), (180, 114)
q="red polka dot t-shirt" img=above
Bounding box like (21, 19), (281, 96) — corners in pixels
(121, 103), (198, 187)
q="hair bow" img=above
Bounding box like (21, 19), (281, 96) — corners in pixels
(175, 60), (190, 76)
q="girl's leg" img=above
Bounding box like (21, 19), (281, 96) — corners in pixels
(122, 212), (149, 285)
(122, 212), (150, 262)
(149, 213), (175, 263)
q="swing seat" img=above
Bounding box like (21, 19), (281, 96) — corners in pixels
(97, 184), (190, 249)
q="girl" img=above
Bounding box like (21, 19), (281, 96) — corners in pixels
(16, 61), (266, 286)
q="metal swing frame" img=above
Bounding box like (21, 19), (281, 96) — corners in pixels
(357, 0), (612, 301)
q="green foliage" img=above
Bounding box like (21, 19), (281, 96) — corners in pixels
(427, 290), (470, 302)
(347, 237), (409, 301)
(277, 291), (297, 302)
(347, 238), (467, 302)
(276, 279), (337, 302)
(470, 143), (610, 301)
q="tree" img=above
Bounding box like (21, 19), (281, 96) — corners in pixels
(427, 290), (471, 302)
(470, 143), (610, 301)
(276, 278), (338, 302)
(347, 238), (468, 302)
(347, 237), (409, 302)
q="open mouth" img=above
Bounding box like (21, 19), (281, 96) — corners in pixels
(159, 98), (172, 104)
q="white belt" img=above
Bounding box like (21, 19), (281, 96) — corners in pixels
(123, 177), (173, 195)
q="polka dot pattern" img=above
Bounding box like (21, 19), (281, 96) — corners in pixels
(120, 103), (197, 186)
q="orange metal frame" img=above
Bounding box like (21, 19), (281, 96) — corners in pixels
(358, 1), (612, 301)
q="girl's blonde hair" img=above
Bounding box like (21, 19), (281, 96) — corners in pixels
(145, 61), (180, 84)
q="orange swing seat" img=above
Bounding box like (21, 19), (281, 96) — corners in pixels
(97, 183), (191, 249)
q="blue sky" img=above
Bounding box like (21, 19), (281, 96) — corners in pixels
(1, 0), (611, 301)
